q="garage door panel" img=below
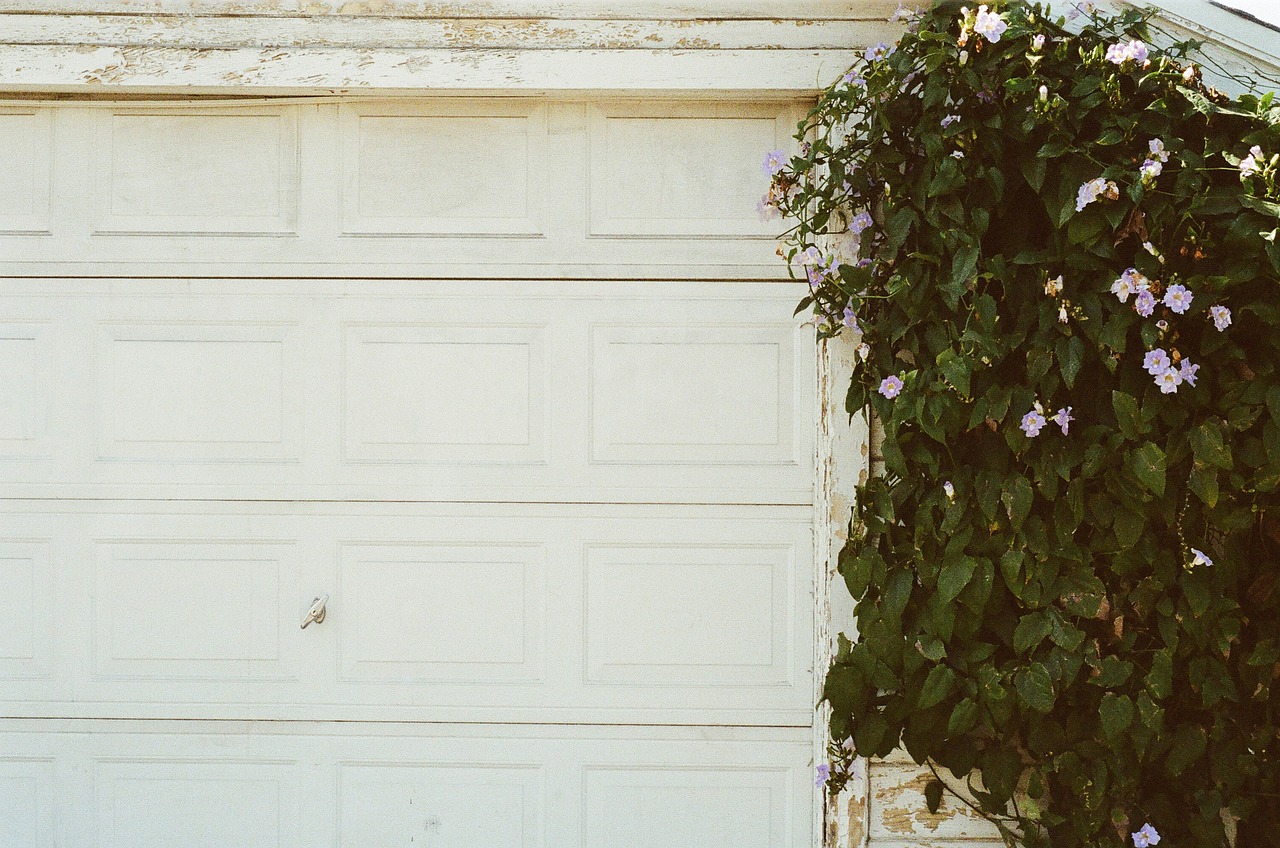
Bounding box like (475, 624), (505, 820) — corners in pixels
(2, 280), (813, 504)
(0, 108), (53, 235)
(1, 721), (814, 847)
(2, 503), (812, 724)
(342, 323), (546, 464)
(96, 322), (304, 462)
(337, 542), (544, 684)
(0, 758), (54, 848)
(92, 541), (299, 681)
(0, 322), (53, 459)
(95, 759), (300, 848)
(0, 540), (53, 680)
(92, 108), (297, 237)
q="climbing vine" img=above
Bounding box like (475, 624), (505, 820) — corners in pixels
(764, 2), (1280, 845)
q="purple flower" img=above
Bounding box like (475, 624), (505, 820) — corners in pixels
(944, 481), (956, 500)
(1020, 408), (1047, 437)
(1031, 34), (1046, 51)
(1111, 268), (1148, 302)
(856, 258), (874, 268)
(849, 210), (874, 236)
(1156, 367), (1183, 394)
(842, 304), (859, 330)
(864, 41), (894, 62)
(879, 374), (904, 399)
(1149, 138), (1169, 163)
(843, 72), (867, 88)
(815, 763), (830, 787)
(941, 113), (960, 128)
(1163, 284), (1192, 314)
(1140, 158), (1163, 181)
(762, 149), (787, 176)
(1053, 407), (1074, 435)
(973, 5), (1008, 42)
(1190, 549), (1213, 568)
(1076, 177), (1117, 212)
(1210, 305), (1232, 331)
(1134, 289), (1156, 317)
(1107, 39), (1148, 65)
(1143, 348), (1171, 376)
(1132, 823), (1161, 847)
(1240, 145), (1264, 178)
(1179, 359), (1199, 387)
(806, 267), (823, 290)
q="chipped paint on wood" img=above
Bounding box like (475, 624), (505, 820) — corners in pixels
(0, 14), (902, 50)
(870, 761), (1004, 842)
(0, 0), (906, 19)
(0, 42), (869, 92)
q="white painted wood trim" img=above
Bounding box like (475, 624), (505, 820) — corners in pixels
(0, 0), (902, 19)
(0, 44), (864, 94)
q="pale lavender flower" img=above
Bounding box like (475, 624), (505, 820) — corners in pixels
(1179, 359), (1199, 386)
(1111, 268), (1147, 302)
(1156, 367), (1183, 394)
(1163, 284), (1192, 314)
(815, 763), (830, 787)
(879, 374), (904, 399)
(1134, 289), (1156, 317)
(762, 149), (787, 176)
(1149, 138), (1169, 163)
(951, 150), (966, 159)
(856, 342), (871, 361)
(1107, 39), (1148, 65)
(1132, 823), (1161, 847)
(864, 41), (894, 61)
(1076, 177), (1118, 212)
(1210, 305), (1232, 331)
(801, 246), (822, 264)
(856, 258), (875, 268)
(1053, 407), (1074, 435)
(943, 481), (955, 500)
(1156, 319), (1169, 332)
(842, 304), (859, 329)
(1140, 158), (1163, 181)
(806, 266), (823, 290)
(1032, 34), (1046, 51)
(1020, 408), (1047, 437)
(941, 113), (961, 128)
(756, 196), (779, 221)
(843, 72), (867, 87)
(1239, 145), (1264, 178)
(1066, 1), (1095, 20)
(973, 5), (1008, 42)
(1143, 348), (1171, 375)
(849, 210), (874, 236)
(1190, 549), (1213, 568)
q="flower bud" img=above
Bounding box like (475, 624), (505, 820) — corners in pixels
(959, 49), (969, 65)
(1038, 85), (1048, 102)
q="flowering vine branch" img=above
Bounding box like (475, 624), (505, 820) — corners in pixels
(765, 2), (1280, 845)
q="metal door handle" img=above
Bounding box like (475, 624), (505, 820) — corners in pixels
(301, 594), (328, 629)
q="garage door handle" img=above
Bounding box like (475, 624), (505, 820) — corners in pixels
(301, 594), (328, 629)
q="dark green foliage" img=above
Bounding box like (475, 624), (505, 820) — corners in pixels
(770, 3), (1280, 845)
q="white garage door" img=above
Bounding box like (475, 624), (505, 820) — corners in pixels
(0, 100), (819, 846)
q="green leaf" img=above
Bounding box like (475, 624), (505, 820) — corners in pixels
(946, 245), (980, 309)
(1056, 335), (1085, 389)
(947, 698), (979, 736)
(938, 556), (978, 604)
(1003, 476), (1034, 526)
(918, 664), (958, 710)
(924, 779), (944, 814)
(1145, 649), (1173, 699)
(1132, 442), (1167, 497)
(1112, 391), (1144, 439)
(1190, 420), (1233, 469)
(1014, 663), (1055, 712)
(1188, 464), (1219, 507)
(1013, 612), (1053, 654)
(1098, 693), (1134, 741)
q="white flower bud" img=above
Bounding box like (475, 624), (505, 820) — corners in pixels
(1038, 85), (1048, 102)
(959, 50), (969, 65)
